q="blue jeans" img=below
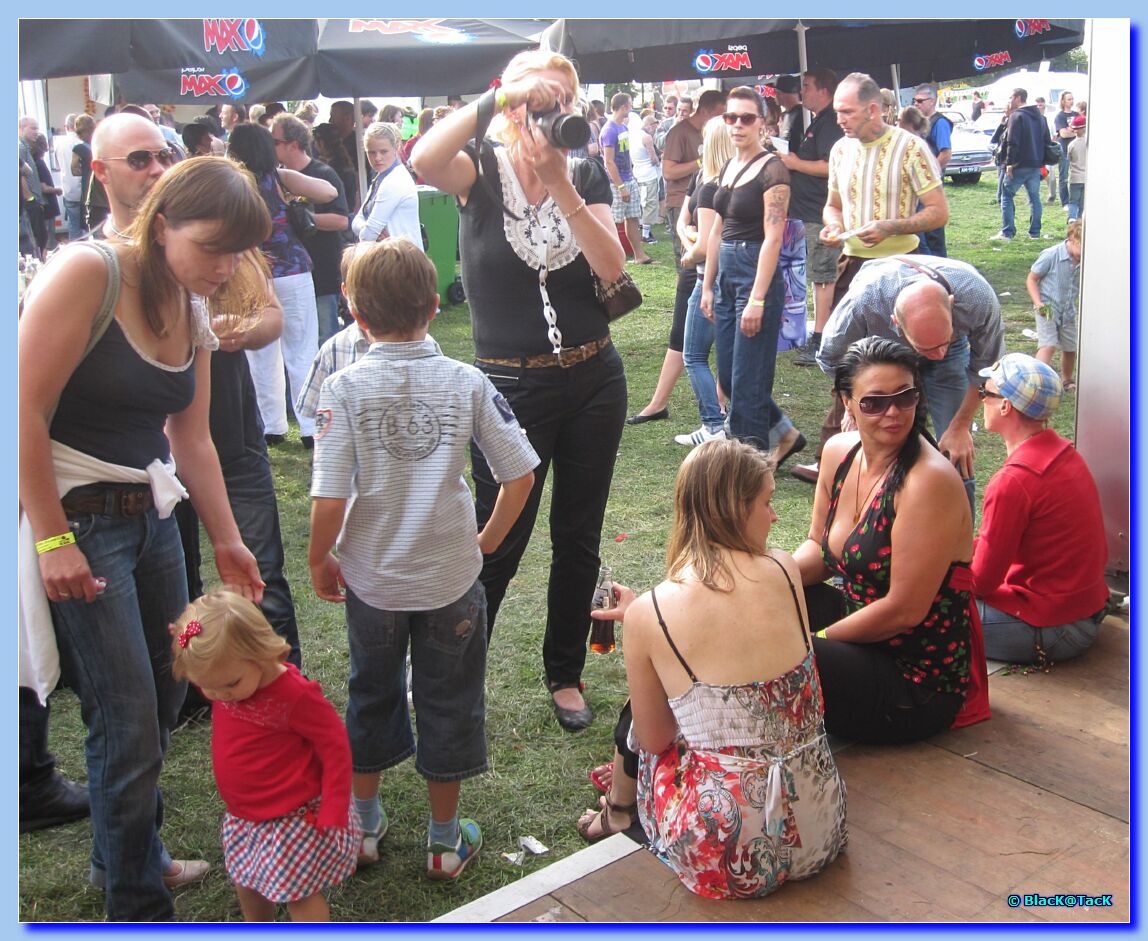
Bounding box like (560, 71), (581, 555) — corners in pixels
(472, 342), (627, 687)
(64, 198), (85, 241)
(713, 240), (792, 451)
(345, 580), (488, 782)
(978, 600), (1102, 665)
(51, 506), (189, 920)
(920, 335), (976, 514)
(682, 273), (723, 431)
(1001, 167), (1043, 238)
(1068, 182), (1085, 222)
(315, 292), (341, 345)
(1058, 148), (1070, 205)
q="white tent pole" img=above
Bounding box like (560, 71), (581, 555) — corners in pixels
(354, 95), (367, 213)
(796, 22), (812, 131)
(891, 63), (901, 95)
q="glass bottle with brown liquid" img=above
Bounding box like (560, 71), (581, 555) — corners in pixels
(590, 564), (616, 654)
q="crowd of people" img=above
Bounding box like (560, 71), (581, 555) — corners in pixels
(19, 50), (1109, 921)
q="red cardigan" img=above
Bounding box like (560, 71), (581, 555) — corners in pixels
(972, 429), (1109, 627)
(211, 663), (351, 830)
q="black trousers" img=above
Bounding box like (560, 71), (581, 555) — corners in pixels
(20, 686), (57, 792)
(472, 343), (627, 686)
(805, 584), (963, 745)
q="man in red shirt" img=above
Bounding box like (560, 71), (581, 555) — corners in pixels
(973, 354), (1110, 664)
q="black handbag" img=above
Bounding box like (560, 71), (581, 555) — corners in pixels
(593, 270), (643, 321)
(1042, 137), (1063, 166)
(274, 169), (319, 241)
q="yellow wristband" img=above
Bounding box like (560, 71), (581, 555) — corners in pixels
(495, 90), (508, 109)
(36, 532), (76, 555)
(746, 298), (765, 307)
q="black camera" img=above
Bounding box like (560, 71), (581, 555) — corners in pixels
(530, 106), (591, 150)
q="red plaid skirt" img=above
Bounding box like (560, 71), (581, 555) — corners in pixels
(222, 798), (361, 903)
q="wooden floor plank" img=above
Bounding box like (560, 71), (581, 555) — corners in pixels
(469, 618), (1131, 924)
(932, 619), (1129, 821)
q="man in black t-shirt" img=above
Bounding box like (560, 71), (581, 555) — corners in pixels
(273, 114), (351, 343)
(780, 67), (843, 367)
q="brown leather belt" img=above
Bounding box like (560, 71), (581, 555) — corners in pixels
(61, 485), (155, 518)
(476, 337), (611, 370)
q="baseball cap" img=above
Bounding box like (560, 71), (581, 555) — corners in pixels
(1070, 114), (1086, 129)
(774, 75), (801, 94)
(978, 354), (1063, 421)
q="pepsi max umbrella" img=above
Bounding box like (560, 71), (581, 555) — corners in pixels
(314, 18), (548, 97)
(19, 18), (318, 82)
(800, 18), (1085, 88)
(540, 18), (1083, 87)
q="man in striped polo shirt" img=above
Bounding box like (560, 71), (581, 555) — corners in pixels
(792, 72), (949, 484)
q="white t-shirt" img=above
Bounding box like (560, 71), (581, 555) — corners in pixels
(53, 133), (81, 202)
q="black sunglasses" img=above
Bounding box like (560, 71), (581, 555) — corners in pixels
(978, 384), (1006, 400)
(856, 387), (920, 416)
(721, 112), (760, 126)
(912, 96), (933, 105)
(104, 148), (175, 171)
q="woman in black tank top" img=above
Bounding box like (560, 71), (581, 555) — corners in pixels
(699, 87), (804, 465)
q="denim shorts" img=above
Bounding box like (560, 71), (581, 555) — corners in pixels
(344, 579), (488, 782)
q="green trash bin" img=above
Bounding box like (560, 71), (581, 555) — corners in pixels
(418, 186), (461, 303)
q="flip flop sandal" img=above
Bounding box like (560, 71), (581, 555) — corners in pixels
(589, 762), (613, 794)
(576, 795), (637, 844)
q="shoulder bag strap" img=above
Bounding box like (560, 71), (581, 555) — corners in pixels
(893, 255), (954, 295)
(46, 240), (120, 428)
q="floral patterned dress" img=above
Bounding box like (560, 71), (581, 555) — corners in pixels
(636, 556), (848, 900)
(820, 442), (975, 696)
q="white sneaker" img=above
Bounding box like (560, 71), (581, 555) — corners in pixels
(406, 653), (414, 708)
(674, 426), (726, 447)
(988, 232), (1013, 241)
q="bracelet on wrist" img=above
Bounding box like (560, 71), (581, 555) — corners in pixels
(36, 531), (76, 555)
(746, 298), (765, 307)
(563, 199), (587, 221)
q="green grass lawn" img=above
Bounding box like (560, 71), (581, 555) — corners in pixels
(20, 176), (1077, 922)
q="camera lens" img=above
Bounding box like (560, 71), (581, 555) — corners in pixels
(533, 109), (591, 150)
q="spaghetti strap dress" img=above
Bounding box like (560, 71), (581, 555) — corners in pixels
(636, 555), (848, 900)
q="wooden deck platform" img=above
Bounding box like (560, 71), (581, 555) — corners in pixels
(438, 615), (1130, 924)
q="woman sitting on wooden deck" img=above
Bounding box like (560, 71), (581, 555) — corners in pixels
(793, 337), (990, 744)
(601, 438), (847, 900)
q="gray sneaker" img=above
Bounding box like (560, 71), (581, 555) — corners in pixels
(792, 338), (820, 367)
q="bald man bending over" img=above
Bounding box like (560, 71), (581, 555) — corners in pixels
(815, 255), (1005, 510)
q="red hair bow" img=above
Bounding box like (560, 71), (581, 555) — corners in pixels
(178, 619), (203, 648)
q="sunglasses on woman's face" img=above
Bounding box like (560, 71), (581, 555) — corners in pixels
(721, 112), (760, 126)
(856, 387), (920, 416)
(103, 148), (176, 171)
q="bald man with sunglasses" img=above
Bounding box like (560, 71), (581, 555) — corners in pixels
(812, 255), (1005, 510)
(90, 114), (175, 238)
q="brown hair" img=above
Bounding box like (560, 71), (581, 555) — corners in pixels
(344, 239), (437, 335)
(666, 438), (775, 592)
(170, 590), (290, 683)
(1066, 218), (1082, 243)
(129, 156), (271, 337)
(727, 85), (766, 117)
(271, 112), (312, 152)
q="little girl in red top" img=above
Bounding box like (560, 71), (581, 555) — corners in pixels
(170, 590), (360, 921)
